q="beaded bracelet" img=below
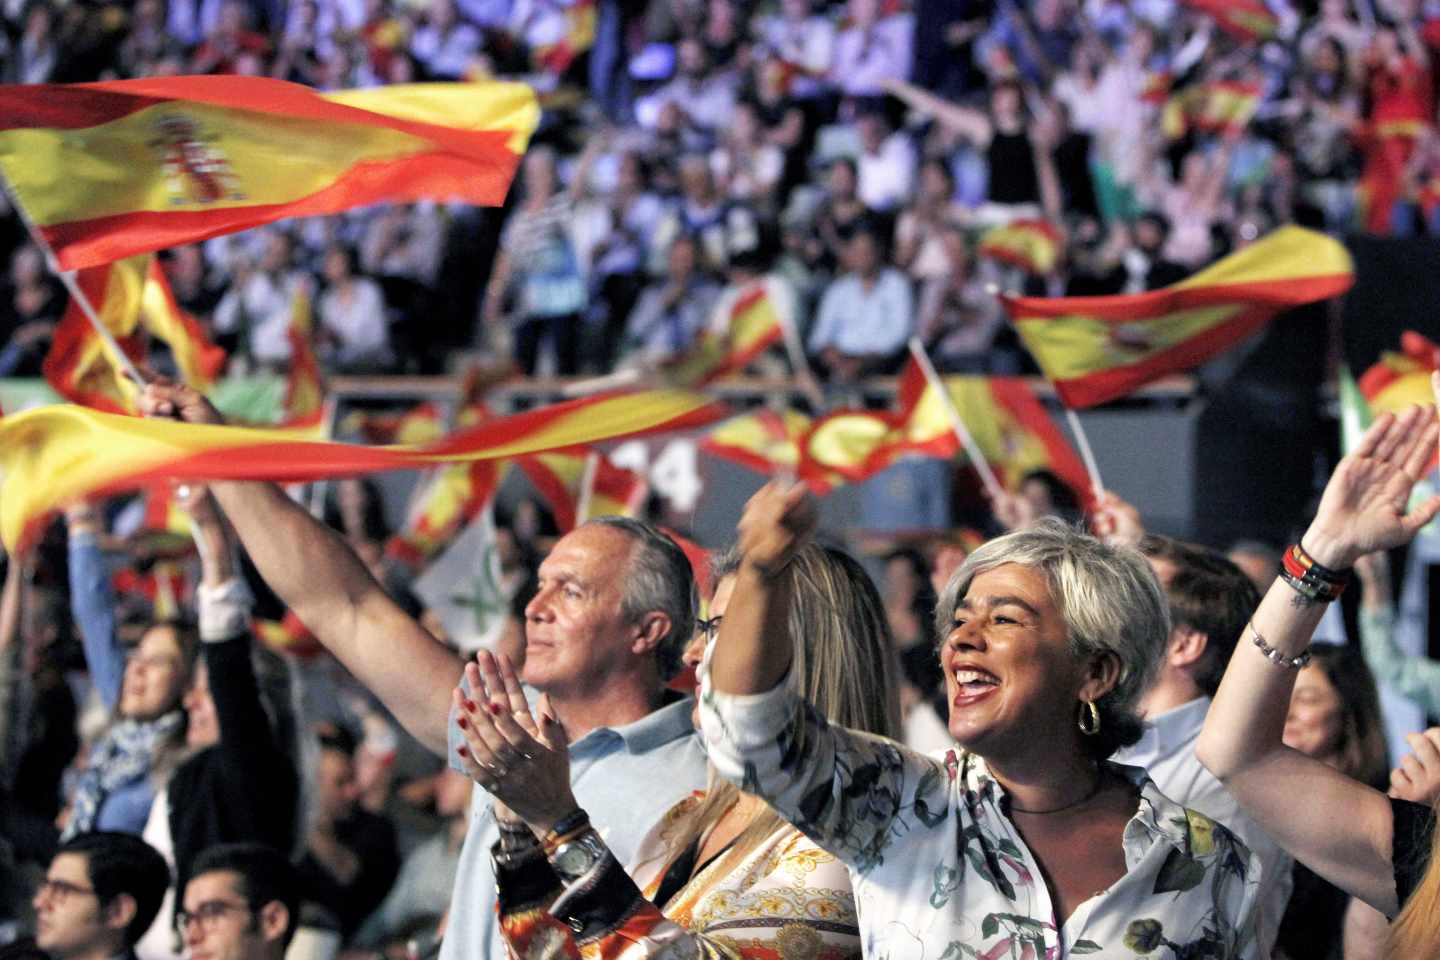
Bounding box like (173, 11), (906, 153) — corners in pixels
(1248, 621), (1312, 669)
(539, 809), (591, 856)
(1279, 543), (1349, 603)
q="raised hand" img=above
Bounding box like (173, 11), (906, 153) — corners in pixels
(736, 480), (818, 577)
(453, 649), (578, 834)
(1391, 728), (1440, 807)
(136, 377), (226, 426)
(1090, 490), (1145, 548)
(1302, 402), (1440, 569)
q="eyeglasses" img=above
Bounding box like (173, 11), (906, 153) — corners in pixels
(176, 901), (253, 934)
(696, 615), (724, 642)
(36, 879), (97, 903)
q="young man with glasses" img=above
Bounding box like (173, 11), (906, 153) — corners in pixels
(33, 832), (169, 960)
(177, 845), (297, 960)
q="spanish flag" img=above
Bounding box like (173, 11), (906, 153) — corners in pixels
(700, 408), (812, 478)
(978, 220), (1062, 276)
(1006, 226), (1354, 408)
(388, 462), (506, 567)
(1161, 81), (1262, 140)
(517, 447), (648, 531)
(0, 389), (727, 551)
(533, 0), (597, 74)
(387, 403), (504, 567)
(663, 284), (784, 387)
(43, 255), (226, 414)
(282, 287), (325, 428)
(0, 76), (538, 270)
(254, 610), (323, 659)
(342, 402), (447, 446)
(1358, 330), (1438, 415)
(800, 359), (1090, 503)
(1180, 0), (1278, 42)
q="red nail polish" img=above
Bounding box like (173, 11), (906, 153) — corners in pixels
(489, 702), (503, 716)
(464, 698), (477, 713)
(457, 746), (469, 758)
(457, 715), (469, 730)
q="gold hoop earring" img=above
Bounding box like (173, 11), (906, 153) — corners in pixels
(1078, 700), (1101, 736)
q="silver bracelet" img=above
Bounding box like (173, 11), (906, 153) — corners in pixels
(1248, 621), (1312, 669)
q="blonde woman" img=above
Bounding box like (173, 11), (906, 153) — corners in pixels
(1197, 396), (1440, 957)
(455, 545), (900, 958)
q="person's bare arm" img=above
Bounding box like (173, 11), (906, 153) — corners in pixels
(883, 78), (993, 147)
(138, 382), (461, 754)
(1198, 398), (1440, 914)
(708, 482), (816, 696)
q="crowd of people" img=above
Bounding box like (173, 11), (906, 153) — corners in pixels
(6, 0), (1440, 383)
(2, 377), (1440, 960)
(8, 1), (1440, 959)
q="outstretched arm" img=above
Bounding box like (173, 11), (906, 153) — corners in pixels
(883, 78), (994, 147)
(138, 382), (461, 754)
(1198, 396), (1440, 915)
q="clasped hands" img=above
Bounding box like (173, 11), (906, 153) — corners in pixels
(452, 649), (576, 835)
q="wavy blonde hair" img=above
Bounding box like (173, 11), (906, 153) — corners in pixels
(667, 544), (902, 869)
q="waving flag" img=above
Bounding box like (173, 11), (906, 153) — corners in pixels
(0, 76), (538, 270)
(1006, 226), (1354, 408)
(1181, 0), (1278, 42)
(978, 220), (1062, 276)
(0, 389), (727, 551)
(663, 285), (785, 387)
(343, 402), (446, 446)
(800, 359), (1090, 502)
(700, 408), (812, 477)
(282, 287), (325, 428)
(1358, 330), (1439, 415)
(1161, 81), (1262, 140)
(533, 0), (597, 73)
(517, 448), (648, 531)
(43, 255), (226, 413)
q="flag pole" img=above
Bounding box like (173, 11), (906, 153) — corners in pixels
(574, 450), (600, 526)
(1062, 407), (1106, 502)
(906, 338), (1006, 502)
(0, 177), (146, 385)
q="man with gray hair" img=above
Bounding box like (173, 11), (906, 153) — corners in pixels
(134, 382), (708, 960)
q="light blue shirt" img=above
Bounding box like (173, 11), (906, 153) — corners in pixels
(440, 696), (706, 960)
(807, 269), (914, 358)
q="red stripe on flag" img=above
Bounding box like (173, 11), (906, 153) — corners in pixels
(43, 146), (519, 270)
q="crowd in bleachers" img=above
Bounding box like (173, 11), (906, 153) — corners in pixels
(4, 0), (1440, 384)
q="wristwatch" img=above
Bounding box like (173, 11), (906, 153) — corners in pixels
(548, 830), (607, 883)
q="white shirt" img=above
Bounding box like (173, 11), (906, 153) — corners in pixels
(1114, 696), (1293, 958)
(830, 16), (913, 97)
(858, 133), (916, 213)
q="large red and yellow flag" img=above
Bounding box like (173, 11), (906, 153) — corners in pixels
(1358, 330), (1439, 415)
(0, 76), (539, 270)
(516, 447), (648, 531)
(1180, 0), (1278, 42)
(978, 220), (1062, 276)
(663, 284), (785, 387)
(43, 254), (225, 413)
(800, 358), (1090, 502)
(1006, 226), (1354, 408)
(0, 389), (727, 551)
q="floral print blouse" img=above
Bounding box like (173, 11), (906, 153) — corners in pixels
(698, 667), (1263, 959)
(493, 792), (863, 958)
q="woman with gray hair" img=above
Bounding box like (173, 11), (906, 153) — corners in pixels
(698, 483), (1264, 958)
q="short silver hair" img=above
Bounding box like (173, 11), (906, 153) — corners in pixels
(934, 518), (1169, 758)
(585, 517), (696, 681)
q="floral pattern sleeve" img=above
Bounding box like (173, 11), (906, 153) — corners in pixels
(697, 650), (946, 876)
(698, 656), (1263, 958)
(493, 796), (863, 959)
